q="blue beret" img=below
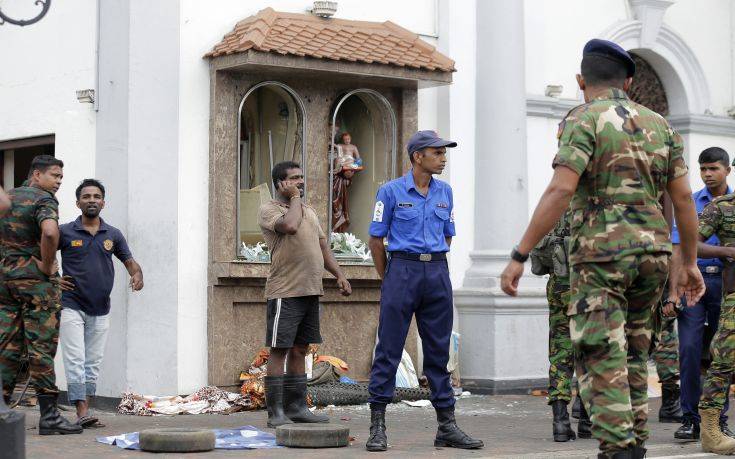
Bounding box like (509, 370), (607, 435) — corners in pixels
(583, 39), (635, 78)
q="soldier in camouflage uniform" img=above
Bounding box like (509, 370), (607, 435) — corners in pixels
(501, 39), (704, 458)
(0, 155), (81, 435)
(693, 195), (735, 454)
(650, 306), (683, 422)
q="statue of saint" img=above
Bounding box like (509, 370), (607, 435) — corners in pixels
(332, 131), (363, 233)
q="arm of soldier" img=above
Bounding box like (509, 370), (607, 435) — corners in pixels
(0, 185), (10, 214)
(662, 245), (681, 317)
(500, 166), (579, 296)
(695, 203), (735, 259)
(38, 219), (59, 277)
(667, 174), (705, 305)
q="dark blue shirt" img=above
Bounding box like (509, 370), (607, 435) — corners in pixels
(369, 170), (455, 253)
(671, 186), (732, 270)
(59, 217), (133, 316)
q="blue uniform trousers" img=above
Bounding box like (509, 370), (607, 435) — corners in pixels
(368, 257), (454, 409)
(678, 273), (729, 422)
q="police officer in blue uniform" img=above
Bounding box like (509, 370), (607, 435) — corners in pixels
(364, 130), (483, 452)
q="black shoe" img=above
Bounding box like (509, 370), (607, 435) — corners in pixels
(721, 419), (735, 438)
(264, 375), (293, 428)
(597, 447), (634, 458)
(572, 395), (581, 419)
(283, 374), (328, 423)
(674, 418), (700, 440)
(434, 406), (484, 449)
(578, 399), (592, 439)
(37, 393), (82, 435)
(632, 444), (647, 458)
(366, 408), (387, 452)
(551, 400), (576, 442)
(659, 383), (683, 423)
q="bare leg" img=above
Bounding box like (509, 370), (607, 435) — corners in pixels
(287, 344), (307, 375)
(267, 348), (289, 377)
(75, 399), (89, 419)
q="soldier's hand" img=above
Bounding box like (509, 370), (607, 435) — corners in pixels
(58, 275), (75, 292)
(501, 260), (524, 296)
(662, 298), (679, 318)
(337, 276), (352, 296)
(34, 257), (58, 277)
(676, 264), (705, 306)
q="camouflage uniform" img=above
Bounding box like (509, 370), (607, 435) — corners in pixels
(0, 185), (61, 398)
(651, 306), (680, 384)
(697, 194), (735, 411)
(553, 87), (687, 454)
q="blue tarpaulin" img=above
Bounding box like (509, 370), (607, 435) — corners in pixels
(97, 425), (280, 450)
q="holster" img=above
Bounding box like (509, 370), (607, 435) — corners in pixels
(723, 260), (735, 295)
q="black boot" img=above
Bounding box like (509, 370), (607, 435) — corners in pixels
(632, 444), (647, 458)
(597, 446), (634, 458)
(572, 395), (581, 419)
(551, 400), (576, 442)
(37, 393), (82, 435)
(674, 417), (699, 440)
(578, 399), (592, 439)
(366, 407), (387, 452)
(721, 419), (735, 438)
(283, 374), (328, 423)
(434, 406), (484, 449)
(659, 383), (683, 423)
(264, 376), (292, 428)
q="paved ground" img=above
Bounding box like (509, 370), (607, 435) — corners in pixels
(16, 395), (725, 458)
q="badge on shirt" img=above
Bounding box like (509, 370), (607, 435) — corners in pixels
(103, 239), (114, 251)
(437, 202), (448, 209)
(71, 240), (83, 247)
(450, 210), (455, 223)
(373, 201), (384, 222)
(397, 202), (413, 208)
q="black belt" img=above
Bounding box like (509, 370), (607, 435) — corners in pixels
(390, 252), (447, 262)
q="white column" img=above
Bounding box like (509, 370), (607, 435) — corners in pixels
(454, 0), (549, 394)
(3, 149), (14, 188)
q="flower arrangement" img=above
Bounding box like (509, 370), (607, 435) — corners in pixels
(239, 233), (372, 263)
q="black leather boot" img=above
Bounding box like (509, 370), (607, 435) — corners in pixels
(631, 444), (647, 458)
(551, 400), (576, 442)
(434, 406), (484, 449)
(659, 383), (683, 423)
(365, 407), (387, 452)
(283, 374), (328, 423)
(721, 419), (735, 438)
(572, 395), (581, 419)
(264, 375), (292, 428)
(674, 417), (700, 440)
(37, 393), (82, 435)
(578, 399), (592, 439)
(597, 446), (634, 458)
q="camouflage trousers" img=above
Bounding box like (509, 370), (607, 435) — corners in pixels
(570, 253), (668, 454)
(699, 292), (735, 411)
(547, 273), (574, 403)
(0, 278), (61, 397)
(651, 313), (679, 384)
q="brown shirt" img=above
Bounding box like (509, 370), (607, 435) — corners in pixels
(258, 199), (327, 299)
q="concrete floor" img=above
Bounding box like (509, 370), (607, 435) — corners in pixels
(16, 395), (722, 458)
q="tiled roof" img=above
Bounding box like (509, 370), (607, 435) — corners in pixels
(205, 7), (455, 73)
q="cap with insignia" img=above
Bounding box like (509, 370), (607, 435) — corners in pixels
(583, 38), (636, 78)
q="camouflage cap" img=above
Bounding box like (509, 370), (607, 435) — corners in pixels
(583, 39), (635, 78)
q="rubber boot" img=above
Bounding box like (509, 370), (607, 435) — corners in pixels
(551, 400), (576, 442)
(572, 395), (581, 419)
(283, 374), (328, 423)
(264, 375), (292, 428)
(659, 383), (683, 423)
(37, 393), (82, 435)
(701, 407), (735, 454)
(578, 399), (592, 439)
(434, 406), (484, 449)
(365, 406), (387, 452)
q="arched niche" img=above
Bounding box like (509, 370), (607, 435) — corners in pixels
(237, 81), (307, 254)
(328, 89), (397, 244)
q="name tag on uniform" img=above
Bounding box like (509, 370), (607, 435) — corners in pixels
(397, 202), (413, 208)
(437, 202), (448, 209)
(71, 240), (83, 247)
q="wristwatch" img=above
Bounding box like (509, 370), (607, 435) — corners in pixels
(510, 245), (529, 263)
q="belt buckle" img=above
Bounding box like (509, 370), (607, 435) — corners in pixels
(419, 253), (432, 262)
(705, 266), (720, 274)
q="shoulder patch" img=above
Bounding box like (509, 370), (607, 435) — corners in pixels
(373, 201), (384, 222)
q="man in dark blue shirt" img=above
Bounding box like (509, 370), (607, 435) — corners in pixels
(364, 131), (482, 452)
(57, 179), (143, 427)
(668, 147), (734, 440)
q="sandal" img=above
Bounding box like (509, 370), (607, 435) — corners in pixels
(77, 415), (100, 428)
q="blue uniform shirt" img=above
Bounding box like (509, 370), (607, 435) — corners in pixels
(59, 217), (133, 316)
(369, 170), (455, 253)
(671, 185), (732, 269)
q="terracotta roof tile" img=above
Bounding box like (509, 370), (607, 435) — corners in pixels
(205, 7), (454, 72)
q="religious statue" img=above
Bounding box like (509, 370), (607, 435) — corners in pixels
(332, 131), (364, 233)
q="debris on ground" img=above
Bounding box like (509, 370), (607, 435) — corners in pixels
(97, 425), (279, 450)
(118, 386), (254, 416)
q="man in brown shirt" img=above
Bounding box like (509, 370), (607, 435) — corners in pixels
(258, 161), (351, 428)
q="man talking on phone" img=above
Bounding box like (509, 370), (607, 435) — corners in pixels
(258, 161), (351, 428)
(58, 178), (143, 428)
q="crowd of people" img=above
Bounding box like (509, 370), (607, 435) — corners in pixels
(0, 155), (143, 434)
